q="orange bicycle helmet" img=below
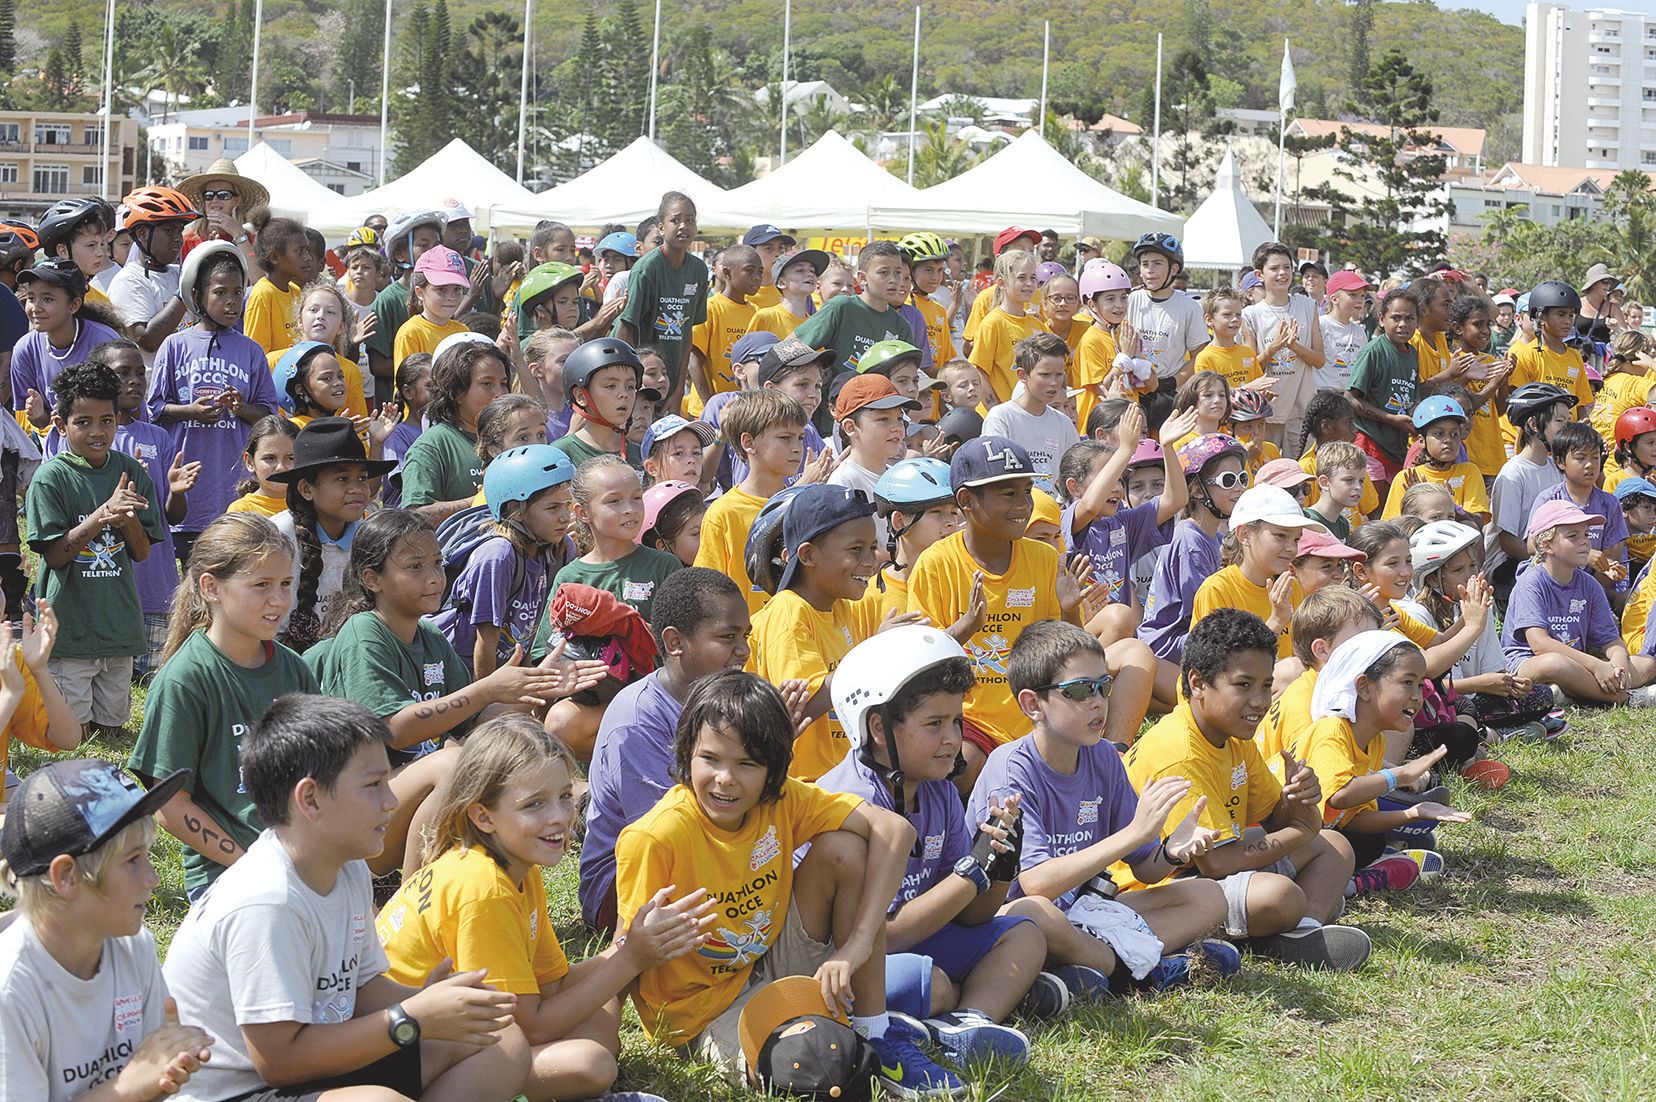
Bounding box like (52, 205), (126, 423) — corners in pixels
(0, 220), (40, 252)
(121, 186), (200, 227)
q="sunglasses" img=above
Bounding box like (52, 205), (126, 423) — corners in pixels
(1034, 674), (1114, 701)
(202, 189), (238, 202)
(1205, 470), (1250, 491)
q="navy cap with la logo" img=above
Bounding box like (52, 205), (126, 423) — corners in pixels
(950, 435), (1035, 489)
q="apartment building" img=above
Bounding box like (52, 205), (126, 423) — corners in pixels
(1524, 3), (1656, 172)
(0, 109), (140, 219)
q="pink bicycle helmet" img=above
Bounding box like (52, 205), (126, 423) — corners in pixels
(1079, 260), (1132, 298)
(1127, 438), (1164, 468)
(640, 480), (700, 543)
(1177, 433), (1246, 475)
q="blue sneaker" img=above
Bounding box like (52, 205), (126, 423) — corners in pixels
(1053, 962), (1114, 1001)
(1190, 938), (1243, 978)
(921, 1010), (1030, 1066)
(1139, 953), (1192, 992)
(865, 1027), (967, 1100)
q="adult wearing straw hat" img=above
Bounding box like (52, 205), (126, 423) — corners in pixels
(1577, 262), (1621, 347)
(175, 157), (270, 260)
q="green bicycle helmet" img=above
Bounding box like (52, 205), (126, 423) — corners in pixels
(856, 339), (923, 377)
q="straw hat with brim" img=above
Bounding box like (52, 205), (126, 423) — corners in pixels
(271, 417), (396, 483)
(177, 158), (270, 212)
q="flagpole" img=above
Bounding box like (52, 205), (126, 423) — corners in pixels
(100, 0), (115, 198)
(379, 0), (393, 184)
(1151, 32), (1163, 208)
(247, 0), (264, 154)
(647, 0), (662, 139)
(1038, 20), (1049, 137)
(516, 0), (532, 184)
(1275, 38), (1295, 238)
(906, 6), (920, 185)
(1274, 114), (1287, 238)
(779, 0), (792, 166)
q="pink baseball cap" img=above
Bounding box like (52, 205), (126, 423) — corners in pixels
(1256, 457), (1312, 489)
(1325, 270), (1373, 296)
(1296, 528), (1366, 561)
(414, 245), (469, 288)
(1525, 499), (1605, 544)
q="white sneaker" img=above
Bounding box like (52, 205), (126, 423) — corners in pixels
(1628, 685), (1656, 708)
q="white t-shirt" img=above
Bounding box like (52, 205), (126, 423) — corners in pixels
(271, 511), (351, 633)
(981, 401), (1080, 495)
(1485, 453), (1564, 573)
(1395, 596), (1500, 685)
(92, 262), (122, 294)
(604, 269), (630, 305)
(0, 913), (168, 1102)
(1244, 297), (1320, 383)
(107, 262), (186, 368)
(1317, 316), (1368, 393)
(829, 456), (889, 547)
(162, 830), (388, 1102)
(1127, 289), (1207, 379)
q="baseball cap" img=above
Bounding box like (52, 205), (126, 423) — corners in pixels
(438, 197), (474, 222)
(1077, 235), (1106, 254)
(778, 484), (876, 592)
(17, 257), (88, 299)
(1526, 499), (1605, 543)
(758, 335), (835, 385)
(951, 435), (1035, 489)
(1029, 487), (1062, 530)
(739, 976), (875, 1100)
(731, 331), (781, 368)
(1325, 271), (1373, 296)
(1256, 457), (1313, 489)
(1230, 485), (1329, 532)
(993, 226), (1039, 254)
(414, 245), (469, 288)
(1, 760), (191, 878)
(641, 414), (715, 458)
(1614, 476), (1656, 503)
(1296, 528), (1366, 561)
(833, 374), (920, 421)
(773, 249), (831, 282)
(1239, 271), (1264, 292)
(1298, 259), (1329, 277)
(640, 479), (701, 543)
(743, 224), (796, 248)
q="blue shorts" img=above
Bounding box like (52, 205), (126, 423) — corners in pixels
(911, 915), (1033, 983)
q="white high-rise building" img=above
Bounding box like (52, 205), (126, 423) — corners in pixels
(1523, 3), (1656, 172)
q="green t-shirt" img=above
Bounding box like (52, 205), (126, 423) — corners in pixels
(550, 433), (642, 470)
(614, 248), (708, 386)
(306, 611), (470, 767)
(1490, 324), (1517, 358)
(399, 422), (482, 507)
(127, 630), (318, 894)
(533, 546), (681, 661)
(1347, 335), (1421, 463)
(367, 281), (410, 361)
(1305, 506), (1350, 541)
(791, 294), (917, 376)
(25, 450), (165, 659)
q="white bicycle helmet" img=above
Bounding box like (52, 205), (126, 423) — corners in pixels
(832, 625), (971, 748)
(1410, 520), (1481, 576)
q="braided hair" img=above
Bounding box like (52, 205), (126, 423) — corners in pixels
(281, 477), (329, 652)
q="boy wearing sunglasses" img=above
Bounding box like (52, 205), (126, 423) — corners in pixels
(965, 621), (1238, 996)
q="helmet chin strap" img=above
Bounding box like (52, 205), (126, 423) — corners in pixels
(1196, 478), (1231, 521)
(857, 705), (967, 837)
(571, 388), (629, 437)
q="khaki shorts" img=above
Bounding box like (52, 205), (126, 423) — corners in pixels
(1217, 855), (1299, 938)
(48, 655), (135, 727)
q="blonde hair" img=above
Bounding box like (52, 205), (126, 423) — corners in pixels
(420, 714), (576, 868)
(523, 326), (578, 370)
(1203, 287), (1244, 319)
(1606, 329), (1651, 377)
(1, 818), (155, 913)
(165, 514), (296, 661)
(1399, 480), (1455, 520)
(1314, 441), (1366, 477)
(1290, 585), (1382, 666)
(989, 249), (1035, 313)
(298, 278), (353, 355)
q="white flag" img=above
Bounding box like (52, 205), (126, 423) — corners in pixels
(1279, 39), (1296, 116)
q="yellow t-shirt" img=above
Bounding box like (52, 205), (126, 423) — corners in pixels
(1622, 564), (1656, 653)
(1125, 702), (1283, 845)
(1287, 715), (1384, 828)
(911, 293), (958, 365)
(1256, 667), (1318, 764)
(267, 346), (369, 423)
(1190, 564), (1297, 659)
(863, 567), (909, 625)
(1393, 603), (1438, 649)
(242, 278), (302, 356)
(1071, 325), (1118, 431)
(1046, 315), (1088, 355)
(394, 314), (469, 371)
(747, 588), (884, 781)
(615, 780), (862, 1043)
(1511, 341), (1593, 410)
(687, 292), (757, 417)
(1, 656), (55, 799)
(968, 309), (1047, 405)
(1194, 343), (1261, 390)
(226, 490), (287, 517)
(1381, 461), (1491, 520)
(908, 531), (1063, 745)
(1234, 436), (1281, 477)
(693, 487), (771, 615)
(1462, 357), (1508, 478)
(84, 284), (112, 310)
(1298, 452), (1379, 522)
(747, 302), (809, 340)
(1591, 371), (1654, 443)
(376, 845), (569, 995)
(1411, 329), (1453, 383)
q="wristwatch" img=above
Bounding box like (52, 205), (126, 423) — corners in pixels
(386, 1003), (420, 1048)
(952, 854), (991, 894)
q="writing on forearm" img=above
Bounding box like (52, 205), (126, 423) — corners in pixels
(414, 692), (471, 721)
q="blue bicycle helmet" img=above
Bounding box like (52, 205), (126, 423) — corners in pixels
(1412, 395), (1467, 431)
(874, 458), (954, 511)
(744, 484), (810, 597)
(271, 341), (336, 415)
(1131, 232), (1183, 267)
(595, 231), (639, 260)
(483, 444), (576, 521)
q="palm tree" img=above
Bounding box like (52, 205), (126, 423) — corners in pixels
(139, 25), (204, 123)
(911, 120), (977, 187)
(863, 74), (905, 131)
(1600, 169), (1656, 303)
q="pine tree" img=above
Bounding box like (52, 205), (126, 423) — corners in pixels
(64, 22), (83, 88)
(217, 0), (250, 109)
(42, 46), (71, 109)
(1350, 0), (1374, 92)
(1156, 49), (1235, 214)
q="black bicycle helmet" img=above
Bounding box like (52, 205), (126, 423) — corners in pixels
(37, 197), (115, 257)
(1506, 382), (1573, 428)
(562, 336), (644, 393)
(937, 406), (984, 446)
(1527, 280), (1581, 316)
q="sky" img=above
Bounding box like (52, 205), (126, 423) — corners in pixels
(1440, 0), (1656, 26)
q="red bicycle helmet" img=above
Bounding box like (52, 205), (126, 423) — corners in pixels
(121, 186), (200, 227)
(1616, 407), (1656, 448)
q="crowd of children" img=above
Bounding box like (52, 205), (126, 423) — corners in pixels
(3, 180), (1655, 1101)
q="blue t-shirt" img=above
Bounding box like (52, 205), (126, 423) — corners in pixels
(1501, 564), (1620, 671)
(817, 749), (970, 913)
(1064, 497), (1175, 607)
(1138, 519), (1221, 661)
(426, 536), (547, 673)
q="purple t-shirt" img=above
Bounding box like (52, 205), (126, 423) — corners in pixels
(1137, 519), (1221, 661)
(1064, 497), (1174, 607)
(8, 319), (125, 416)
(966, 735), (1155, 909)
(817, 749), (970, 913)
(1536, 482), (1630, 583)
(579, 671), (682, 927)
(546, 405), (573, 444)
(426, 535), (547, 673)
(146, 327), (279, 532)
(380, 420), (425, 510)
(1501, 565), (1620, 670)
(897, 303), (935, 371)
(702, 389), (825, 492)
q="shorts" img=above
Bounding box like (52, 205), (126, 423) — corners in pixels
(1217, 854), (1299, 938)
(688, 895), (836, 1079)
(0, 449), (18, 545)
(961, 717), (1001, 758)
(135, 612), (171, 681)
(1354, 432), (1404, 483)
(48, 655), (135, 727)
(907, 915), (1033, 984)
(1338, 827), (1387, 869)
(227, 1044), (422, 1101)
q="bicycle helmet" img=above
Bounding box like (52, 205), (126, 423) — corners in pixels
(483, 444), (576, 521)
(1527, 280), (1581, 316)
(271, 341), (336, 414)
(37, 197), (115, 256)
(121, 186), (199, 227)
(178, 239), (248, 312)
(1615, 407), (1656, 448)
(1127, 438), (1164, 469)
(558, 633), (638, 707)
(344, 226), (383, 251)
(0, 220), (40, 255)
(1410, 520), (1481, 576)
(857, 339), (923, 378)
(1411, 395), (1467, 431)
(517, 262), (582, 315)
(1505, 382), (1572, 428)
(937, 406), (983, 446)
(1079, 259), (1131, 299)
(1177, 432), (1246, 476)
(1228, 388), (1272, 422)
(563, 336), (644, 393)
(641, 480), (701, 544)
(385, 209), (446, 262)
(874, 458), (954, 512)
(594, 231), (638, 259)
(744, 484), (810, 597)
(897, 231), (950, 264)
(1131, 232), (1183, 267)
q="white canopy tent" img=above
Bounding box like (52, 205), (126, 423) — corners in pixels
(868, 130), (1182, 239)
(234, 143), (340, 221)
(1180, 149), (1275, 271)
(303, 139), (537, 236)
(697, 130), (924, 230)
(491, 136), (728, 233)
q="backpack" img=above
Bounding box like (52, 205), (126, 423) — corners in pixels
(434, 505), (526, 612)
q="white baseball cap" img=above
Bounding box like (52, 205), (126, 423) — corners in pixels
(1230, 485), (1329, 533)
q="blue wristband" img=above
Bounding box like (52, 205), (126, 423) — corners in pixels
(1380, 768), (1398, 794)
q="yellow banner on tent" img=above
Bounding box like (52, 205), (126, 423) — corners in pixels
(804, 235), (869, 254)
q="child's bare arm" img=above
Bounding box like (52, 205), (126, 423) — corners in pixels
(155, 788), (246, 868)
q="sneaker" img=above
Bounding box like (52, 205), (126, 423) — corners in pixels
(1189, 937), (1243, 979)
(1540, 710), (1569, 737)
(1052, 963), (1113, 1002)
(1138, 953), (1192, 992)
(920, 1010), (1030, 1066)
(1492, 721), (1547, 742)
(1398, 848), (1446, 882)
(1384, 783), (1450, 807)
(866, 1028), (968, 1100)
(1346, 855), (1421, 897)
(1630, 685), (1656, 707)
(1252, 923), (1372, 970)
(1015, 970), (1070, 1017)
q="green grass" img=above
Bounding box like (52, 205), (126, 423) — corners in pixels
(11, 697), (1656, 1102)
